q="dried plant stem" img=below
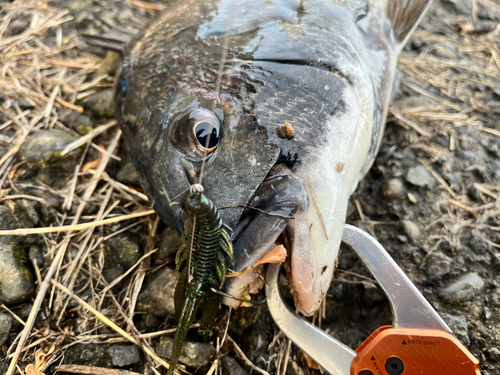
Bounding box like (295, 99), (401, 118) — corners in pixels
(6, 130), (122, 375)
(227, 335), (270, 375)
(55, 365), (142, 375)
(60, 120), (118, 156)
(0, 209), (156, 236)
(51, 280), (171, 370)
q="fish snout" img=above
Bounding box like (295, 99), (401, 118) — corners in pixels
(224, 164), (327, 315)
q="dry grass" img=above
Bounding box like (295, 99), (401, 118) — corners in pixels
(0, 1), (499, 375)
(387, 13), (500, 259)
(0, 2), (167, 374)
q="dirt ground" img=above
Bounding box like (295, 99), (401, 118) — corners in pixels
(0, 0), (499, 374)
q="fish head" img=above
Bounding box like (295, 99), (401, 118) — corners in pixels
(115, 0), (400, 315)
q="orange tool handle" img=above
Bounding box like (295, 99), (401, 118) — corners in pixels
(351, 326), (481, 375)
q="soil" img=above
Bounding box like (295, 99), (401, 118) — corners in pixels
(0, 0), (499, 374)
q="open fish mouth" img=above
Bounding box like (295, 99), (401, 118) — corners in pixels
(223, 163), (323, 316)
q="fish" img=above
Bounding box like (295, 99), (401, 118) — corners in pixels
(114, 0), (432, 316)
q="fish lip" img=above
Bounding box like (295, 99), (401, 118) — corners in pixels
(227, 163), (307, 270)
(223, 163), (310, 310)
(229, 173), (296, 244)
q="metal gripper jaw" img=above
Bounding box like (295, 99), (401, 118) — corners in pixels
(266, 224), (481, 375)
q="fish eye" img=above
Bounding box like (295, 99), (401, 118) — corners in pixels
(171, 108), (222, 160)
(194, 120), (219, 151)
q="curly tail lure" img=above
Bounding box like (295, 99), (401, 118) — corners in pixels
(167, 184), (233, 375)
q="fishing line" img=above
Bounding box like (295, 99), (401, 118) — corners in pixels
(219, 205), (296, 220)
(187, 0), (236, 281)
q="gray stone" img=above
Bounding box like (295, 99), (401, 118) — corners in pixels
(21, 129), (78, 163)
(29, 246), (45, 268)
(484, 306), (492, 319)
(441, 272), (485, 303)
(157, 227), (182, 261)
(0, 313), (13, 346)
(81, 89), (114, 118)
(107, 345), (141, 367)
(61, 111), (95, 135)
(116, 161), (140, 187)
(407, 192), (418, 204)
(17, 199), (40, 226)
(488, 347), (500, 361)
(423, 252), (452, 278)
(406, 165), (437, 189)
(103, 236), (141, 291)
(0, 245), (35, 305)
(105, 236), (141, 270)
(383, 178), (405, 199)
(156, 336), (215, 367)
(72, 114), (95, 135)
(401, 220), (422, 243)
(136, 266), (177, 317)
(439, 313), (469, 345)
(221, 356), (249, 375)
(0, 206), (35, 305)
(64, 343), (115, 368)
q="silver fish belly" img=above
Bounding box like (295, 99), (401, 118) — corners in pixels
(115, 0), (432, 315)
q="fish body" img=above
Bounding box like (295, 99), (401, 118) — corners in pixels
(115, 0), (432, 315)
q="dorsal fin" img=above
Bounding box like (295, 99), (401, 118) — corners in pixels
(388, 0), (432, 46)
(334, 0), (369, 21)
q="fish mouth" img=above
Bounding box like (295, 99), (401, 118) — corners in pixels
(223, 163), (322, 316)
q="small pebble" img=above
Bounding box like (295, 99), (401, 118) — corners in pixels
(116, 161), (141, 187)
(107, 345), (141, 367)
(383, 178), (405, 199)
(0, 313), (13, 346)
(221, 356), (249, 375)
(407, 192), (418, 204)
(21, 129), (78, 164)
(484, 306), (492, 320)
(440, 272), (485, 303)
(488, 347), (500, 361)
(105, 236), (141, 270)
(397, 235), (408, 243)
(439, 313), (469, 345)
(423, 252), (451, 278)
(0, 206), (35, 305)
(136, 266), (177, 317)
(81, 89), (115, 118)
(401, 220), (422, 243)
(406, 165), (437, 189)
(157, 227), (182, 261)
(156, 336), (215, 367)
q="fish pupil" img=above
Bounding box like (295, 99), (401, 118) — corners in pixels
(195, 122), (219, 149)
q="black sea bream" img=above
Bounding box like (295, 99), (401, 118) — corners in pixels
(115, 0), (432, 315)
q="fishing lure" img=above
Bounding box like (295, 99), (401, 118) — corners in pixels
(168, 183), (233, 375)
